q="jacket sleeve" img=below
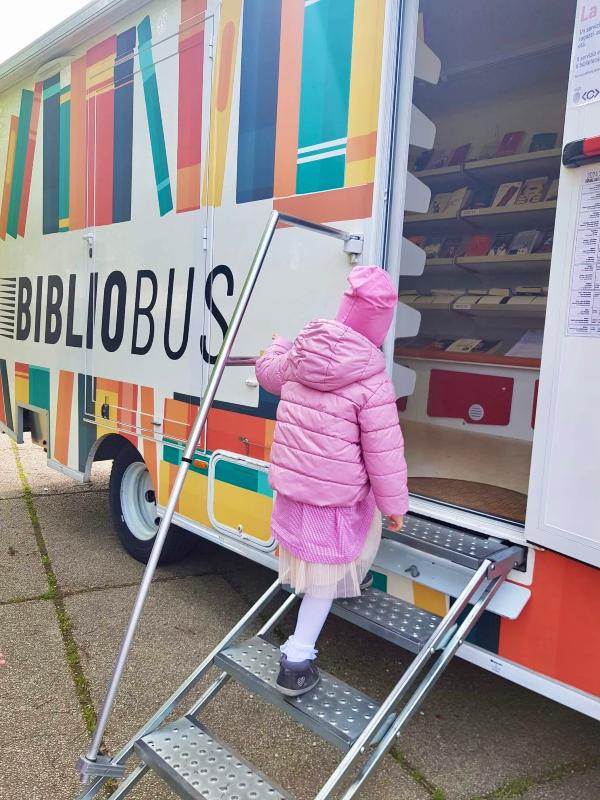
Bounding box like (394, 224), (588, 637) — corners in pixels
(255, 336), (294, 397)
(358, 377), (409, 516)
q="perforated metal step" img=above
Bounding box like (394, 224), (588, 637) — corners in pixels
(215, 637), (383, 751)
(391, 515), (510, 569)
(333, 588), (442, 653)
(135, 716), (290, 800)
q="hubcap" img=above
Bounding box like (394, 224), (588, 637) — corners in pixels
(120, 462), (158, 541)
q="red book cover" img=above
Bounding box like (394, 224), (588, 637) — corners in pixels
(464, 234), (493, 256)
(495, 131), (525, 157)
(448, 143), (471, 166)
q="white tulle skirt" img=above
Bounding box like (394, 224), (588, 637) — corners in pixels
(278, 510), (382, 599)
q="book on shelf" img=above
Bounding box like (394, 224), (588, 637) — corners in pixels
(407, 234), (427, 248)
(492, 181), (523, 207)
(477, 140), (499, 160)
(495, 131), (525, 157)
(466, 288), (488, 295)
(514, 177), (548, 205)
(488, 287), (512, 296)
(488, 233), (514, 256)
(445, 338), (502, 353)
(505, 329), (543, 358)
(448, 143), (472, 165)
(468, 186), (494, 209)
(423, 237), (445, 257)
(413, 149), (433, 171)
(544, 178), (559, 201)
(429, 148), (451, 169)
(453, 295), (481, 310)
(439, 236), (467, 258)
(508, 230), (543, 255)
(514, 286), (545, 294)
(464, 234), (493, 256)
(476, 295), (507, 306)
(529, 132), (557, 152)
(430, 288), (466, 296)
(428, 186), (471, 215)
(535, 230), (553, 252)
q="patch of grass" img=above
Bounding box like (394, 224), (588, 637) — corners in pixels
(11, 441), (97, 737)
(0, 592), (51, 605)
(469, 755), (600, 800)
(391, 747), (447, 799)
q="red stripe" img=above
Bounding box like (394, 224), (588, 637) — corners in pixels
(583, 135), (600, 157)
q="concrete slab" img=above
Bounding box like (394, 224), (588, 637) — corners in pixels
(522, 768), (600, 799)
(0, 600), (87, 800)
(13, 438), (111, 497)
(313, 614), (600, 800)
(66, 578), (428, 800)
(34, 490), (253, 594)
(0, 436), (24, 499)
(0, 497), (47, 602)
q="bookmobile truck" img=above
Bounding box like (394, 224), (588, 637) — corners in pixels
(1, 0), (600, 796)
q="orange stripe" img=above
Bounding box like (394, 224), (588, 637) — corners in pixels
(54, 371), (74, 465)
(346, 131), (377, 163)
(499, 550), (600, 696)
(118, 382), (137, 445)
(140, 386), (158, 492)
(69, 55), (87, 230)
(273, 0), (304, 198)
(217, 22), (235, 112)
(274, 183), (374, 225)
(15, 362), (29, 378)
(0, 116), (19, 241)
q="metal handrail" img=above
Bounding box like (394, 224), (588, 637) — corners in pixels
(79, 209), (361, 782)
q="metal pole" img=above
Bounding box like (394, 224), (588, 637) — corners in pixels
(313, 560), (493, 800)
(338, 578), (506, 800)
(82, 210), (281, 768)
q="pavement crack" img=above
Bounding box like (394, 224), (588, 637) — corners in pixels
(10, 441), (99, 739)
(467, 755), (600, 799)
(390, 746), (447, 799)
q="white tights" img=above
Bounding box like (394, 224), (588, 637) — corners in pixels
(280, 594), (333, 663)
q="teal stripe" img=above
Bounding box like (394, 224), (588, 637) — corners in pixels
(7, 89), (34, 238)
(42, 83), (61, 100)
(59, 90), (70, 229)
(297, 0), (354, 194)
(137, 16), (173, 216)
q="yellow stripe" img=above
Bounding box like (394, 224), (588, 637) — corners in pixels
(59, 217), (70, 227)
(413, 582), (449, 617)
(344, 0), (385, 187)
(213, 481), (272, 542)
(86, 54), (116, 89)
(60, 92), (71, 104)
(15, 375), (28, 406)
(202, 0), (242, 207)
(95, 389), (119, 441)
(178, 470), (211, 527)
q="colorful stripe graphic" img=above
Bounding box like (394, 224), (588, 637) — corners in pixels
(0, 116), (18, 240)
(296, 0), (355, 195)
(202, 0), (242, 207)
(17, 82), (42, 237)
(29, 365), (50, 411)
(43, 75), (61, 234)
(236, 0), (282, 203)
(0, 359), (13, 430)
(177, 0), (207, 213)
(78, 374), (97, 473)
(344, 0), (385, 187)
(141, 386), (158, 492)
(7, 89), (34, 238)
(138, 16), (173, 216)
(95, 377), (138, 446)
(274, 183), (373, 223)
(54, 370), (74, 466)
(59, 86), (71, 231)
(273, 0), (304, 198)
(15, 361), (29, 405)
(113, 27), (136, 223)
(87, 36), (117, 227)
(69, 56), (87, 231)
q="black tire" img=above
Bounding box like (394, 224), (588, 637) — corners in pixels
(108, 444), (197, 564)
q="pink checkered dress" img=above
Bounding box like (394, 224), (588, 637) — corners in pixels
(271, 492), (381, 599)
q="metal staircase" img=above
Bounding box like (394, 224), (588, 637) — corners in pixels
(77, 211), (526, 800)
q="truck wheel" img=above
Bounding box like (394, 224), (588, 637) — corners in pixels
(109, 445), (196, 564)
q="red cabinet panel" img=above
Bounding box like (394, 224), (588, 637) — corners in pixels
(427, 369), (514, 426)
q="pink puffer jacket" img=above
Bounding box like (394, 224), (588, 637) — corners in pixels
(255, 319), (409, 516)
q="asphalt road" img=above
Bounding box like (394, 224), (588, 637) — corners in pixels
(1, 432), (599, 800)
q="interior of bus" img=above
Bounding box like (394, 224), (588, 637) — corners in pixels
(397, 0), (577, 524)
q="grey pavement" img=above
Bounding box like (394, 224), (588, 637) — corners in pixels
(1, 430), (599, 800)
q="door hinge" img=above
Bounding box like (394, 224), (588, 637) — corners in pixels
(82, 229), (94, 258)
(202, 227), (208, 251)
(208, 42), (214, 60)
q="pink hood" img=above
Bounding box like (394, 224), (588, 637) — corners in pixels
(285, 319), (386, 392)
(335, 265), (397, 347)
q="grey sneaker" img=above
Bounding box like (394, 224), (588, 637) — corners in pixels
(360, 573), (373, 592)
(276, 655), (320, 697)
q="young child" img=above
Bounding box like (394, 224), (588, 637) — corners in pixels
(255, 265), (408, 696)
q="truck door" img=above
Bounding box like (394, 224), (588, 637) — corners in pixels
(85, 12), (213, 444)
(527, 0), (600, 567)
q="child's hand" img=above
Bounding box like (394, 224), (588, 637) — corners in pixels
(387, 514), (404, 533)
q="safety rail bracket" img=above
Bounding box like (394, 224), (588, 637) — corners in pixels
(78, 755), (126, 781)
